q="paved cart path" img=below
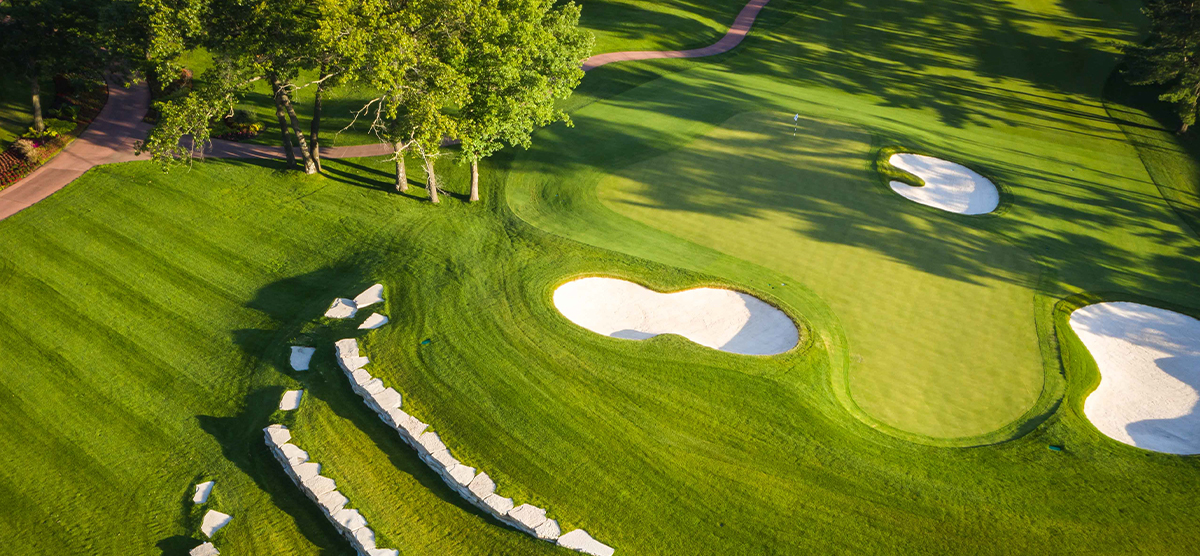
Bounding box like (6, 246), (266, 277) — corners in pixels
(0, 0), (770, 221)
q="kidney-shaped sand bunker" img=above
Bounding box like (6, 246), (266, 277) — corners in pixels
(553, 277), (798, 355)
(1070, 302), (1200, 455)
(888, 153), (1000, 215)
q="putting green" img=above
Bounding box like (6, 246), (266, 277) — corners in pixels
(598, 111), (1043, 439)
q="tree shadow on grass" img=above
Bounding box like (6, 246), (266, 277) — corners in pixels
(231, 266), (504, 529)
(197, 388), (353, 556)
(155, 535), (201, 556)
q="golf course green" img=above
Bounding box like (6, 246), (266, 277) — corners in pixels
(1, 0), (1199, 553)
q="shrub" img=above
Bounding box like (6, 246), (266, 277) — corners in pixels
(26, 118), (76, 139)
(11, 138), (37, 161)
(52, 104), (79, 122)
(213, 118), (265, 141)
(231, 108), (259, 125)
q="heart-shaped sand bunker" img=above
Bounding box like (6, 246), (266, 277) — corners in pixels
(552, 277), (798, 355)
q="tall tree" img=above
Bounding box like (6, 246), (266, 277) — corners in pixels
(453, 0), (591, 202)
(1124, 0), (1200, 133)
(0, 0), (105, 133)
(356, 0), (475, 202)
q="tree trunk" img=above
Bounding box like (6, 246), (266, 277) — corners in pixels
(394, 142), (408, 192)
(274, 77), (317, 175)
(309, 66), (325, 172)
(30, 74), (44, 134)
(469, 160), (480, 202)
(1180, 122), (1191, 134)
(424, 156), (440, 204)
(270, 80), (295, 167)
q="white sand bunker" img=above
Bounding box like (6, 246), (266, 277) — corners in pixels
(887, 153), (999, 215)
(553, 277), (798, 355)
(1070, 302), (1200, 454)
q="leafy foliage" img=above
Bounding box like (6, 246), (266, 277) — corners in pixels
(1123, 0), (1200, 132)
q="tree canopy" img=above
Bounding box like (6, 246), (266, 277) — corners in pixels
(1124, 0), (1200, 132)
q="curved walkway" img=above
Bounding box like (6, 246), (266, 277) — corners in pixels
(0, 0), (771, 221)
(582, 0), (771, 71)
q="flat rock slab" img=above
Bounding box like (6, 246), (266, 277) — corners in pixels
(279, 390), (303, 411)
(200, 510), (232, 538)
(359, 313), (389, 330)
(887, 153), (999, 215)
(265, 424), (291, 446)
(290, 346), (315, 371)
(558, 529), (615, 556)
(509, 504), (548, 530)
(325, 298), (359, 319)
(192, 480), (214, 504)
(189, 542), (220, 556)
(354, 284), (385, 308)
(1071, 302), (1200, 454)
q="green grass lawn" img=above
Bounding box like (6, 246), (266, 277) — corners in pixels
(3, 0), (1200, 553)
(4, 151), (1197, 555)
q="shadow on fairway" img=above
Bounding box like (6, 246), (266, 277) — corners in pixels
(197, 388), (352, 555)
(155, 535), (201, 556)
(229, 266), (504, 524)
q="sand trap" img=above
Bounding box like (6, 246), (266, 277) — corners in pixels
(1070, 302), (1200, 454)
(290, 346), (315, 371)
(189, 543), (219, 556)
(359, 313), (389, 330)
(354, 284), (385, 308)
(200, 510), (232, 538)
(553, 277), (798, 355)
(279, 390), (304, 411)
(887, 153), (999, 215)
(325, 298), (358, 319)
(192, 480), (214, 504)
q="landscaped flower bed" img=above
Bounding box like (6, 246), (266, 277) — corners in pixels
(0, 78), (108, 191)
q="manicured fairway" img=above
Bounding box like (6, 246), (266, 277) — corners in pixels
(598, 111), (1044, 439)
(507, 0), (1200, 444)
